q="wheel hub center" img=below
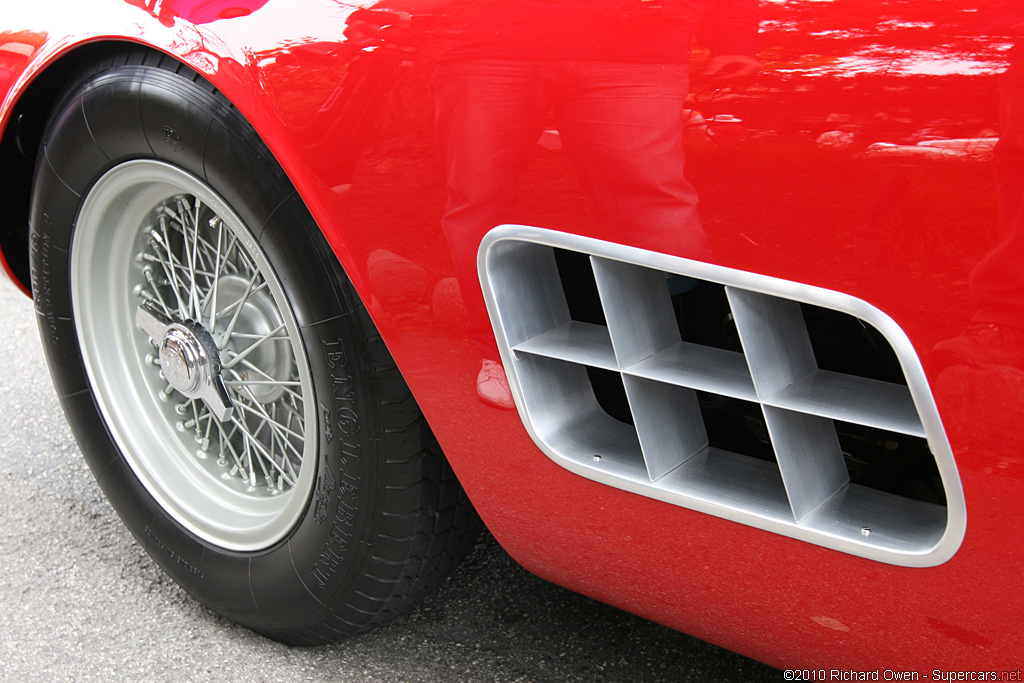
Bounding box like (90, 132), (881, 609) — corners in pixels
(136, 305), (235, 422)
(160, 323), (218, 395)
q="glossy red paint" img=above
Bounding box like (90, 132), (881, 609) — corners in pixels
(2, 0), (1022, 670)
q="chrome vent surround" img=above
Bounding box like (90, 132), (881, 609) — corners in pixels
(479, 226), (965, 567)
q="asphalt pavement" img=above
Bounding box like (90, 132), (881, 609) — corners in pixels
(0, 276), (780, 683)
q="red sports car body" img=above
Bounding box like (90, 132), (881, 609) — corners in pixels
(1, 0), (1021, 673)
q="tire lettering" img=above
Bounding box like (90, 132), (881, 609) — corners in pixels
(313, 465), (336, 525)
(322, 339), (347, 369)
(339, 440), (361, 468)
(331, 373), (355, 401)
(331, 374), (362, 437)
(323, 340), (362, 439)
(29, 230), (59, 345)
(145, 526), (204, 578)
(337, 407), (360, 437)
(309, 519), (354, 590)
(337, 471), (360, 500)
(312, 335), (361, 584)
(319, 400), (333, 445)
(162, 125), (184, 151)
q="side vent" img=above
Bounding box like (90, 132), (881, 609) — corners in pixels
(480, 226), (965, 567)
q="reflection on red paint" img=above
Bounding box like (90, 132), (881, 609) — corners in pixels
(124, 0), (269, 25)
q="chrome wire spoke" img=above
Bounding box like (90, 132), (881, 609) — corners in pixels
(159, 198), (212, 261)
(233, 396), (307, 447)
(203, 222), (238, 330)
(214, 419), (246, 472)
(228, 413), (299, 489)
(166, 197), (209, 320)
(152, 198), (225, 321)
(229, 332), (293, 341)
(214, 281), (271, 321)
(228, 356), (306, 403)
(141, 250), (218, 284)
(222, 323), (287, 370)
(219, 270), (263, 349)
(146, 225), (190, 319)
(224, 397), (302, 491)
(223, 379), (302, 387)
(183, 198), (204, 320)
(139, 265), (175, 319)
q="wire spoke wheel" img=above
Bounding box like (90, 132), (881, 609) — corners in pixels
(71, 160), (316, 551)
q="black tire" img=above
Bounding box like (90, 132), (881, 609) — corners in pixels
(29, 49), (480, 645)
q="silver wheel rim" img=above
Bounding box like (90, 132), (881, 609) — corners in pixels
(71, 160), (317, 551)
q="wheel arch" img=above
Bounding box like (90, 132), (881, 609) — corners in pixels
(1, 41), (139, 293)
(2, 38), (361, 304)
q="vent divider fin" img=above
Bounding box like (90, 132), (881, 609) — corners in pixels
(485, 241), (571, 348)
(624, 342), (757, 401)
(762, 407), (849, 522)
(724, 288), (816, 395)
(763, 369), (926, 437)
(516, 355), (646, 478)
(513, 321), (618, 370)
(623, 376), (708, 481)
(591, 256), (680, 367)
(591, 257), (709, 480)
(726, 288), (850, 522)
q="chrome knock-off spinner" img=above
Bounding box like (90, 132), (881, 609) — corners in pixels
(136, 304), (234, 421)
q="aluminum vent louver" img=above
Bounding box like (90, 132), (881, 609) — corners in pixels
(480, 226), (965, 567)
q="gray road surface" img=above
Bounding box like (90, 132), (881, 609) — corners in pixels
(0, 276), (779, 682)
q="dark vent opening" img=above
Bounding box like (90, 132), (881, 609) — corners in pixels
(836, 421), (945, 506)
(802, 304), (906, 385)
(671, 279), (742, 352)
(554, 248), (606, 326)
(588, 367), (634, 426)
(698, 392), (777, 463)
